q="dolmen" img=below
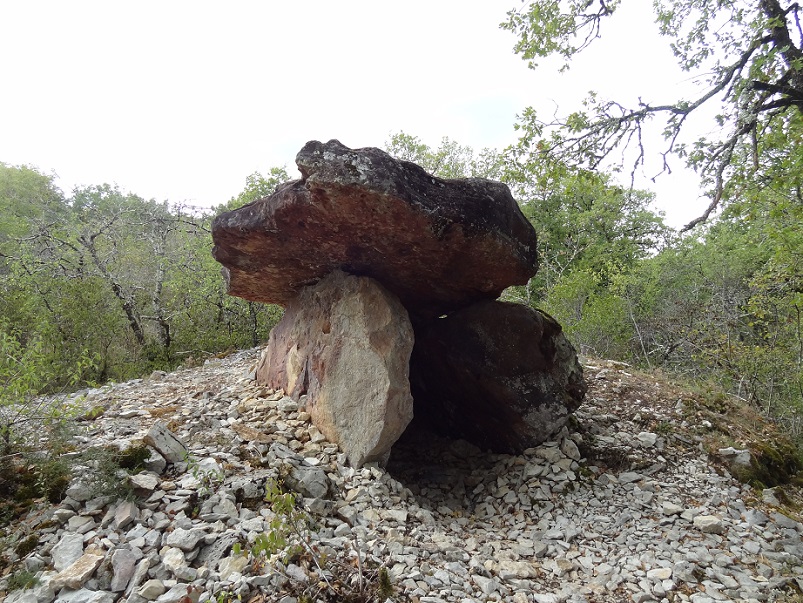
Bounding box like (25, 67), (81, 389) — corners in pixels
(212, 140), (586, 467)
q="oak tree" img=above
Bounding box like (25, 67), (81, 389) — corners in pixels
(503, 0), (803, 229)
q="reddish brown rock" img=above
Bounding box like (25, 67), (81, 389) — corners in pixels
(256, 271), (414, 467)
(409, 301), (586, 453)
(212, 139), (538, 317)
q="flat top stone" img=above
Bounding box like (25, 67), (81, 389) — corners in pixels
(212, 139), (538, 317)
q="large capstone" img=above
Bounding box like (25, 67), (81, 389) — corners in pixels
(409, 301), (586, 453)
(255, 271), (414, 467)
(212, 140), (585, 466)
(211, 139), (538, 318)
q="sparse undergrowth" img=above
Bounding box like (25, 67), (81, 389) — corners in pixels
(685, 384), (803, 490)
(581, 359), (803, 511)
(234, 479), (401, 603)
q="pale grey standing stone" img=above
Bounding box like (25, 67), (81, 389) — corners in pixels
(256, 271), (414, 468)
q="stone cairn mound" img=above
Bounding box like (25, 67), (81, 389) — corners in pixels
(3, 352), (802, 603)
(212, 140), (586, 467)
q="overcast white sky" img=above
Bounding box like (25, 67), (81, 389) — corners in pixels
(1, 1), (709, 227)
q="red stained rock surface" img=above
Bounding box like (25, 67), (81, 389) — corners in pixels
(212, 139), (538, 318)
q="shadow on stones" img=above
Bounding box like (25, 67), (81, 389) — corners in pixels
(386, 420), (513, 515)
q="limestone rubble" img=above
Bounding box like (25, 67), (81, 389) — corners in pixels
(2, 350), (802, 603)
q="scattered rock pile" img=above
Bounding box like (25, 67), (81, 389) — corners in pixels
(212, 140), (585, 464)
(2, 350), (802, 603)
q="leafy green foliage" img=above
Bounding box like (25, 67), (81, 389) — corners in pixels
(0, 318), (99, 524)
(499, 1), (803, 449)
(254, 480), (306, 563)
(217, 166), (291, 213)
(508, 163), (668, 301)
(247, 479), (397, 602)
(558, 206), (803, 441)
(502, 0), (803, 229)
(0, 163), (284, 385)
(7, 568), (38, 591)
(0, 323), (93, 457)
(14, 534), (39, 557)
(0, 162), (65, 246)
(385, 132), (503, 179)
(502, 0), (621, 70)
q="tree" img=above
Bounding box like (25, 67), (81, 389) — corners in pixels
(0, 322), (94, 458)
(504, 159), (669, 301)
(0, 163), (65, 245)
(0, 162), (291, 386)
(217, 166), (291, 213)
(385, 132), (504, 179)
(502, 0), (803, 229)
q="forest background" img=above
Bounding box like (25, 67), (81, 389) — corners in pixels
(2, 0), (802, 453)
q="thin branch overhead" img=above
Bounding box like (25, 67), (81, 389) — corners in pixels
(505, 0), (803, 230)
